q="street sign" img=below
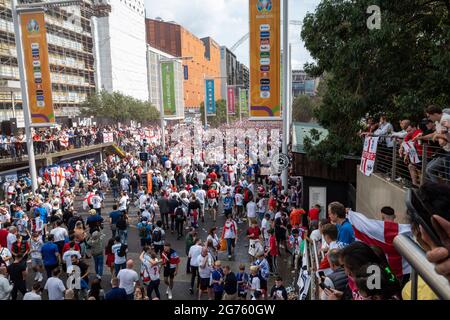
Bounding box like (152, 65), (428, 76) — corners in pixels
(270, 152), (290, 173)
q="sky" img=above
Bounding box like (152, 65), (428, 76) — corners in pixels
(144, 0), (321, 70)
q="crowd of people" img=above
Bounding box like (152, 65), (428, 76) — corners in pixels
(360, 105), (450, 186)
(0, 118), (448, 302)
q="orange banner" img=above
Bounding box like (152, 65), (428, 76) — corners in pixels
(20, 11), (55, 124)
(147, 172), (153, 194)
(249, 0), (281, 119)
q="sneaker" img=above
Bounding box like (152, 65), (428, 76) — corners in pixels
(34, 273), (38, 281)
(168, 289), (173, 300)
(228, 255), (232, 259)
(166, 287), (169, 295)
(37, 273), (43, 282)
(189, 288), (194, 295)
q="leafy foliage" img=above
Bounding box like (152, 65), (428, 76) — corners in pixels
(80, 90), (160, 122)
(292, 95), (317, 123)
(301, 0), (450, 165)
(199, 99), (246, 128)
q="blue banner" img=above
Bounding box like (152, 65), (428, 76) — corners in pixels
(183, 65), (189, 80)
(205, 79), (216, 115)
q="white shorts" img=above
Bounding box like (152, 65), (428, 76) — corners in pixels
(208, 199), (218, 208)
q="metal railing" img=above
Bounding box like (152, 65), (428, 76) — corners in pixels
(0, 131), (119, 160)
(393, 234), (450, 300)
(374, 137), (450, 187)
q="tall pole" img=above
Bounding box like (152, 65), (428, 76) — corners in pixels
(287, 43), (292, 145)
(11, 91), (16, 118)
(12, 0), (38, 193)
(158, 57), (166, 153)
(281, 0), (289, 191)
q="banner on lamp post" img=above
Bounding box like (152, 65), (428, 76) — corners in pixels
(249, 0), (281, 120)
(161, 61), (176, 116)
(20, 10), (55, 124)
(205, 79), (216, 115)
(239, 89), (248, 114)
(227, 87), (235, 115)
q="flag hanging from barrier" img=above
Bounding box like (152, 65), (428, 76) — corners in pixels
(360, 136), (379, 176)
(402, 141), (421, 164)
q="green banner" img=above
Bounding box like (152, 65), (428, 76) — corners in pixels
(239, 89), (248, 113)
(161, 61), (176, 116)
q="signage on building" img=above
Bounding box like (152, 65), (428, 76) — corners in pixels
(205, 79), (216, 115)
(161, 61), (176, 116)
(227, 87), (235, 115)
(183, 65), (189, 80)
(20, 10), (55, 124)
(249, 0), (281, 120)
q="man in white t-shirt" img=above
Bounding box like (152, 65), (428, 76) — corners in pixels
(62, 242), (81, 268)
(261, 213), (271, 248)
(6, 227), (17, 252)
(23, 282), (42, 300)
(50, 221), (68, 252)
(246, 199), (257, 227)
(195, 188), (206, 221)
(188, 238), (203, 294)
(44, 268), (66, 300)
(117, 259), (139, 300)
(196, 171), (206, 185)
(91, 192), (103, 215)
(118, 192), (129, 212)
(196, 247), (213, 300)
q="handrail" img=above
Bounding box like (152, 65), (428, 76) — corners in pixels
(312, 238), (320, 271)
(393, 234), (450, 300)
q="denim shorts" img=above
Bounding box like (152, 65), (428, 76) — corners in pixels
(32, 258), (43, 267)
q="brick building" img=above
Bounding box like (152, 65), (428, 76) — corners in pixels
(145, 18), (222, 110)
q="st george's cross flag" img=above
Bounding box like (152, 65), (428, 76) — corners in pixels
(347, 210), (412, 278)
(360, 136), (379, 176)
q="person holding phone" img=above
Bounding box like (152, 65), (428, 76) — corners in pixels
(319, 249), (348, 300)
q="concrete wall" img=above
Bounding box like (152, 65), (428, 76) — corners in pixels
(356, 168), (409, 223)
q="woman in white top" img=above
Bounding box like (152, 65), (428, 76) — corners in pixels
(206, 227), (220, 260)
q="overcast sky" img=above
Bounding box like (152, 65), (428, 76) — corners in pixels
(144, 0), (320, 70)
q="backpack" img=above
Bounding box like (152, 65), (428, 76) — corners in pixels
(139, 224), (148, 238)
(117, 244), (127, 257)
(116, 214), (127, 230)
(152, 228), (162, 243)
(175, 206), (185, 222)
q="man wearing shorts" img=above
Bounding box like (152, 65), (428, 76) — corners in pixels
(207, 185), (219, 222)
(197, 246), (213, 300)
(161, 243), (180, 300)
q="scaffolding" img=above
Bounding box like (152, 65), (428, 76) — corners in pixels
(0, 0), (110, 121)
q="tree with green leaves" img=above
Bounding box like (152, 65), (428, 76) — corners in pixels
(301, 0), (450, 166)
(80, 90), (160, 123)
(199, 99), (244, 128)
(292, 95), (317, 123)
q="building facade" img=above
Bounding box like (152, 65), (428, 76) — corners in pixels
(220, 46), (249, 100)
(147, 45), (184, 119)
(292, 70), (319, 97)
(146, 18), (222, 110)
(92, 0), (148, 101)
(0, 0), (97, 123)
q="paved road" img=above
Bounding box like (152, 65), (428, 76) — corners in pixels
(25, 192), (295, 300)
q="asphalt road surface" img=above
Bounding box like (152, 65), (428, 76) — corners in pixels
(24, 192), (295, 300)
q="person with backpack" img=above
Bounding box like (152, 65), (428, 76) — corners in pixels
(111, 236), (127, 276)
(174, 204), (186, 240)
(151, 220), (165, 255)
(137, 217), (152, 248)
(188, 194), (201, 228)
(168, 193), (180, 234)
(161, 243), (180, 300)
(116, 212), (128, 245)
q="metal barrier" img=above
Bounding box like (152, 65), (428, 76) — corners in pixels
(393, 234), (450, 300)
(0, 131), (118, 160)
(374, 137), (450, 187)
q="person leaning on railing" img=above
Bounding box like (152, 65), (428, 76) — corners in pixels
(412, 106), (450, 183)
(398, 122), (424, 187)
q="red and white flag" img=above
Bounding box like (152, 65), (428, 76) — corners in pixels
(402, 141), (421, 164)
(360, 136), (379, 176)
(347, 210), (411, 278)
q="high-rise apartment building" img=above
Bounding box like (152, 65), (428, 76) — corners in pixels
(220, 46), (249, 98)
(146, 18), (222, 110)
(92, 0), (148, 101)
(0, 0), (97, 122)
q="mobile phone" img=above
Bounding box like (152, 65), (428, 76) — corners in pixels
(319, 282), (330, 290)
(405, 188), (443, 247)
(317, 271), (325, 279)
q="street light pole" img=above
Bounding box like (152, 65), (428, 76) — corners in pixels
(11, 0), (38, 193)
(158, 57), (166, 153)
(281, 0), (289, 191)
(203, 74), (208, 130)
